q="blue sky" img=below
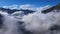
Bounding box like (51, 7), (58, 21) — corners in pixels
(0, 0), (60, 6)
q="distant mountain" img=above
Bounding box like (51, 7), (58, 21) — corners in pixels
(1, 3), (60, 15)
(0, 7), (35, 15)
(42, 3), (60, 13)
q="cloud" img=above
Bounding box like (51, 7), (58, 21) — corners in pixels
(19, 4), (51, 12)
(20, 4), (31, 9)
(3, 5), (19, 9)
(2, 4), (51, 11)
(10, 5), (18, 9)
(22, 5), (60, 34)
(1, 4), (60, 34)
(36, 5), (51, 11)
(3, 4), (33, 10)
(3, 6), (9, 8)
(11, 4), (51, 19)
(19, 4), (34, 10)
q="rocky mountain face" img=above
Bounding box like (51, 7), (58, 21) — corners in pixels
(42, 3), (60, 13)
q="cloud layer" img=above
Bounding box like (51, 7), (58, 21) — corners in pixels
(1, 4), (60, 34)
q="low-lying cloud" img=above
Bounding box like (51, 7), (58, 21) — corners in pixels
(0, 4), (60, 34)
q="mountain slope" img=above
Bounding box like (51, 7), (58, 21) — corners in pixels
(42, 3), (60, 13)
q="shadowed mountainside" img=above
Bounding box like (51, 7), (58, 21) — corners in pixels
(42, 3), (60, 13)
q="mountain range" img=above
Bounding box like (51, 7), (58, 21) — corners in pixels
(0, 3), (60, 15)
(0, 7), (35, 15)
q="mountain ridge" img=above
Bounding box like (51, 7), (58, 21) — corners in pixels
(42, 3), (60, 13)
(0, 7), (35, 15)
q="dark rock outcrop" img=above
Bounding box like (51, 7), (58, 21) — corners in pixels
(42, 3), (60, 14)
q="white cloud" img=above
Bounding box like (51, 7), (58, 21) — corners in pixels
(3, 5), (19, 9)
(3, 6), (9, 8)
(1, 4), (59, 34)
(36, 5), (51, 12)
(20, 4), (31, 9)
(22, 9), (60, 34)
(11, 4), (51, 19)
(2, 4), (51, 11)
(19, 4), (36, 10)
(19, 4), (51, 12)
(10, 5), (18, 9)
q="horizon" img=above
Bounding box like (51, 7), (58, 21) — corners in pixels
(0, 0), (60, 9)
